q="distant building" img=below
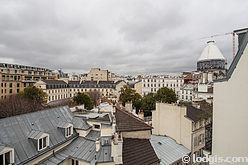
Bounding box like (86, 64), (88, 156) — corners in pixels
(86, 68), (113, 81)
(197, 41), (227, 82)
(141, 76), (184, 96)
(0, 63), (58, 99)
(212, 28), (248, 162)
(34, 80), (127, 103)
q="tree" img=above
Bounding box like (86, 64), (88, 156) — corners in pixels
(132, 93), (142, 113)
(154, 87), (177, 103)
(21, 86), (47, 103)
(0, 94), (44, 118)
(87, 91), (101, 107)
(119, 85), (142, 111)
(141, 93), (156, 116)
(73, 92), (93, 110)
(119, 85), (136, 105)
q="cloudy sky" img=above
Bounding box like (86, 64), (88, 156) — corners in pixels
(0, 0), (247, 75)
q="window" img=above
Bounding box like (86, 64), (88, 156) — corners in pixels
(0, 151), (12, 165)
(66, 126), (73, 137)
(38, 136), (48, 151)
(9, 83), (12, 88)
(194, 136), (198, 147)
(94, 124), (100, 129)
(72, 159), (79, 165)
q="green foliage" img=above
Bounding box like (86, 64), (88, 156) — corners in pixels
(119, 85), (142, 111)
(21, 86), (47, 103)
(141, 93), (156, 116)
(154, 87), (177, 103)
(73, 92), (93, 110)
(132, 93), (142, 113)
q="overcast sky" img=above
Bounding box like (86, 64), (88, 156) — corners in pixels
(0, 0), (247, 75)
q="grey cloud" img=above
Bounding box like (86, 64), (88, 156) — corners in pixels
(0, 0), (247, 75)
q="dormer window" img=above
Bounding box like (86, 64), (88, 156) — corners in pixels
(0, 147), (14, 165)
(38, 136), (49, 151)
(28, 130), (49, 152)
(57, 122), (73, 138)
(65, 126), (73, 137)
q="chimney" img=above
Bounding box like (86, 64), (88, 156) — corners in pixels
(138, 109), (144, 120)
(111, 133), (123, 164)
(96, 138), (100, 152)
(125, 101), (133, 112)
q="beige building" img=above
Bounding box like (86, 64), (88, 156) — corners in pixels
(35, 80), (127, 103)
(152, 103), (211, 160)
(212, 29), (248, 164)
(0, 63), (58, 99)
(86, 68), (113, 81)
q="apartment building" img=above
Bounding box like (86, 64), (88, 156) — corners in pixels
(212, 28), (248, 163)
(141, 76), (184, 96)
(34, 80), (127, 103)
(152, 102), (212, 162)
(86, 68), (113, 81)
(0, 63), (58, 99)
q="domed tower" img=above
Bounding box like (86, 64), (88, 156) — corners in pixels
(197, 41), (226, 71)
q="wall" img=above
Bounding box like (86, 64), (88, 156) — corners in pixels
(122, 130), (151, 139)
(134, 81), (142, 96)
(152, 103), (192, 150)
(212, 43), (248, 161)
(101, 127), (112, 137)
(76, 128), (91, 137)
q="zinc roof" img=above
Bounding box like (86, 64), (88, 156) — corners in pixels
(150, 135), (191, 165)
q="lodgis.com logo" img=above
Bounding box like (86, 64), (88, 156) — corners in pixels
(182, 154), (248, 164)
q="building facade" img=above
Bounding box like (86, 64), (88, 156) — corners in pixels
(141, 76), (184, 96)
(212, 29), (248, 164)
(0, 63), (58, 99)
(86, 68), (113, 81)
(35, 80), (127, 103)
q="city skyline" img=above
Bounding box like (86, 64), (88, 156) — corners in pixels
(0, 0), (247, 75)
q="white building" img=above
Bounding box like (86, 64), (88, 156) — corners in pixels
(212, 28), (248, 164)
(141, 75), (184, 96)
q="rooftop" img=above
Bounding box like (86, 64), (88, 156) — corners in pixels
(115, 106), (153, 132)
(198, 41), (225, 62)
(150, 135), (191, 165)
(122, 138), (160, 165)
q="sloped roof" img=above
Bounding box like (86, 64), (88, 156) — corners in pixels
(122, 138), (160, 165)
(215, 29), (248, 82)
(198, 41), (225, 62)
(38, 137), (113, 165)
(115, 107), (153, 132)
(73, 117), (91, 130)
(28, 130), (48, 140)
(85, 130), (100, 141)
(43, 80), (67, 85)
(0, 106), (77, 164)
(150, 135), (191, 165)
(185, 105), (206, 122)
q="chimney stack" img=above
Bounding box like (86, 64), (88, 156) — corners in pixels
(138, 109), (144, 120)
(125, 101), (133, 112)
(96, 138), (100, 152)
